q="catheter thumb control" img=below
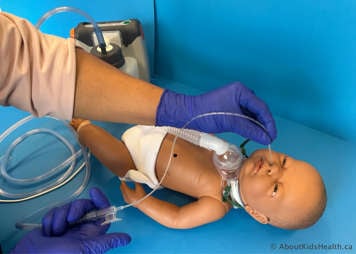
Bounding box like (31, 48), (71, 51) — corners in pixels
(156, 82), (277, 145)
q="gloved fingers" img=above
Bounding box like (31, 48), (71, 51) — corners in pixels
(232, 118), (273, 145)
(238, 88), (277, 143)
(105, 233), (131, 247)
(42, 200), (95, 236)
(67, 199), (96, 223)
(89, 187), (111, 210)
(71, 220), (110, 238)
(66, 188), (110, 223)
(82, 233), (131, 253)
(260, 116), (277, 143)
(42, 204), (70, 236)
(240, 106), (276, 144)
(42, 207), (55, 236)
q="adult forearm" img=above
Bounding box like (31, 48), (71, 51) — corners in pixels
(0, 12), (163, 124)
(73, 49), (164, 124)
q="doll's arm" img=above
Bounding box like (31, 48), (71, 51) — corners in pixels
(120, 182), (227, 229)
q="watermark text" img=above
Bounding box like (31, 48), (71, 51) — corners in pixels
(270, 242), (353, 251)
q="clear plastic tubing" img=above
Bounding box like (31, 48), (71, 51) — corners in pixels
(35, 6), (107, 51)
(0, 115), (90, 203)
(1, 128), (75, 186)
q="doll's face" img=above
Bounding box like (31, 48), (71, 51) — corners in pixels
(238, 149), (324, 228)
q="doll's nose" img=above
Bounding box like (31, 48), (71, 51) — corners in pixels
(265, 162), (281, 176)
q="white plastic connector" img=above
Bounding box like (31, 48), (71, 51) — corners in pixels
(165, 127), (230, 155)
(199, 133), (230, 155)
(95, 44), (114, 53)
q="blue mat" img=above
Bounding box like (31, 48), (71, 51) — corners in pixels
(0, 80), (355, 253)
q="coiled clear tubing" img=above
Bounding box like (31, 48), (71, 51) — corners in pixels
(0, 115), (90, 203)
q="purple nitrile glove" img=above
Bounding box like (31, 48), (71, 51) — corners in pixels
(11, 187), (131, 254)
(156, 82), (277, 145)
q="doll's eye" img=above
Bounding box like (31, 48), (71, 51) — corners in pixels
(272, 183), (279, 197)
(281, 156), (288, 167)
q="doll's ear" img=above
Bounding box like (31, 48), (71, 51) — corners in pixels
(244, 205), (269, 224)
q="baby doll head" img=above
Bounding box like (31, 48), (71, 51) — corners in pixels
(238, 149), (326, 229)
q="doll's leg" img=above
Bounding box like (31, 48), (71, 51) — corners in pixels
(70, 119), (135, 177)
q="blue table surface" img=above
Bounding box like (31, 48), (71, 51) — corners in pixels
(1, 82), (355, 253)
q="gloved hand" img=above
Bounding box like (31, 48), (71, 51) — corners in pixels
(11, 187), (131, 254)
(156, 82), (277, 145)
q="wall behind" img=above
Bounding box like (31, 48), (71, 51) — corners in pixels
(154, 0), (356, 142)
(1, 0), (155, 74)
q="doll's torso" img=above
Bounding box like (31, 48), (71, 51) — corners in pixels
(155, 133), (231, 211)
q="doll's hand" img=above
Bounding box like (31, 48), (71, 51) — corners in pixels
(120, 182), (147, 206)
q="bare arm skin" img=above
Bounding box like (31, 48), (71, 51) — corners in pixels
(73, 49), (164, 124)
